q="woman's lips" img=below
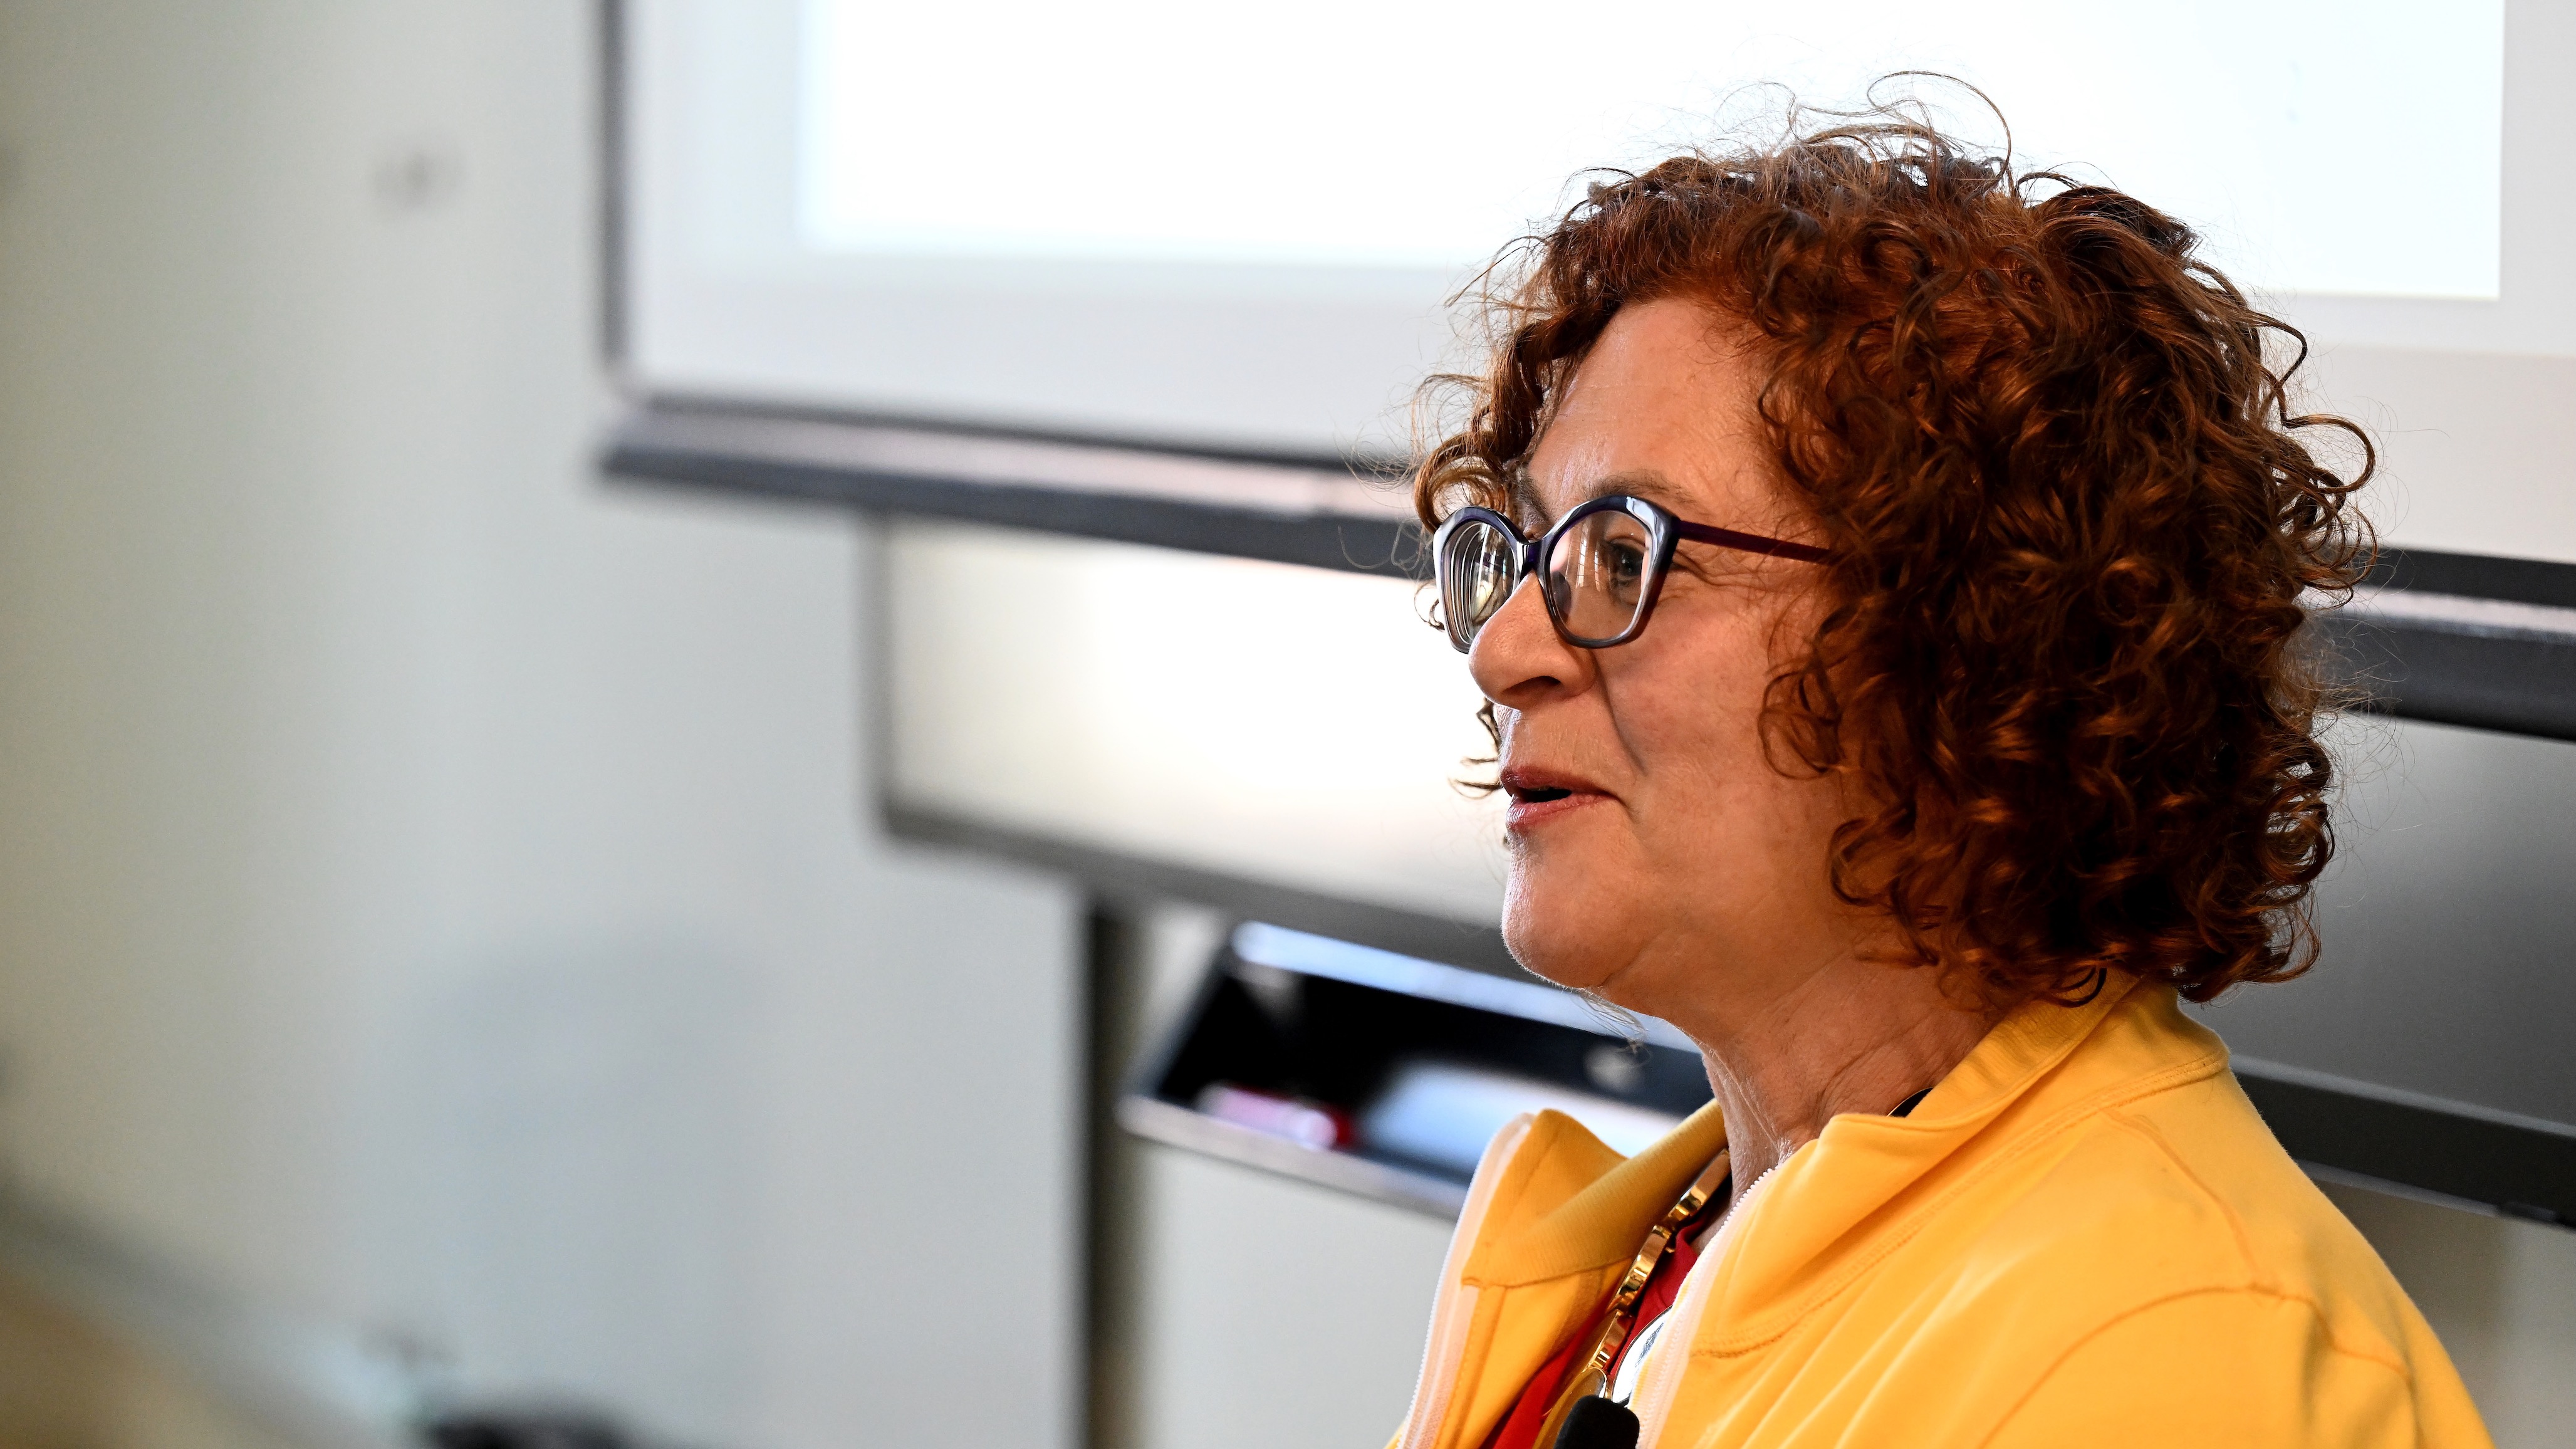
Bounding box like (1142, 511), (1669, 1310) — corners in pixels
(1501, 767), (1613, 832)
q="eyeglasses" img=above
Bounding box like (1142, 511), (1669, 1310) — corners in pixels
(1432, 494), (1832, 653)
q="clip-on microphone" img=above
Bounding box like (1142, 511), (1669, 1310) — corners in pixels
(1550, 1396), (1640, 1449)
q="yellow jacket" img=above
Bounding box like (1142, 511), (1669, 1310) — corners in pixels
(1388, 976), (2493, 1448)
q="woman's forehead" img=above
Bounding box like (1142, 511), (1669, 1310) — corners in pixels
(1521, 300), (1778, 526)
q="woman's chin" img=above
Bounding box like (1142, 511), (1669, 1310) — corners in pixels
(1500, 874), (1633, 993)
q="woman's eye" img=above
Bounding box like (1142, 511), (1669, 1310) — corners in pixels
(1605, 541), (1646, 592)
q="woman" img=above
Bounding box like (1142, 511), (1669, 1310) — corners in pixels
(1391, 110), (2491, 1449)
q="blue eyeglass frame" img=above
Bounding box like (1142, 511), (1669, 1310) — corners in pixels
(1431, 493), (1833, 653)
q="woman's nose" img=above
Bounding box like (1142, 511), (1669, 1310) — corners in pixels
(1467, 573), (1590, 706)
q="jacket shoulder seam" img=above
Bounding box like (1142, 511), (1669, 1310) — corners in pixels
(2095, 1104), (2268, 1289)
(2077, 1109), (2420, 1373)
(1969, 1284), (2414, 1449)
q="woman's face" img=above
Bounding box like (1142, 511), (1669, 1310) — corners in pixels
(1469, 297), (1865, 1029)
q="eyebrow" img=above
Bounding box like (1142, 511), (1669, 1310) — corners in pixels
(1577, 469), (1690, 510)
(1515, 466), (1692, 523)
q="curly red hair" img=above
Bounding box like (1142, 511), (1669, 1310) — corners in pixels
(1417, 104), (2374, 1006)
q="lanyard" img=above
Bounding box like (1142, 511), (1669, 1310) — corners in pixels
(1531, 1148), (1734, 1448)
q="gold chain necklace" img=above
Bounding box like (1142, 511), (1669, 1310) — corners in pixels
(1532, 1147), (1734, 1447)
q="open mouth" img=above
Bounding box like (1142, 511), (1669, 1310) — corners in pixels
(1498, 768), (1603, 829)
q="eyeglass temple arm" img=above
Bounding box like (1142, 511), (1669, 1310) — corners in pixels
(1669, 520), (1833, 564)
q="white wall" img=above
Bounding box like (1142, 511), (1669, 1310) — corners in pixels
(0, 5), (1080, 1446)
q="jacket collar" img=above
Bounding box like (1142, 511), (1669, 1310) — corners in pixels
(1694, 974), (2230, 1346)
(1463, 1097), (1730, 1289)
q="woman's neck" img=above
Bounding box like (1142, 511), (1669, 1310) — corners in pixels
(1671, 953), (1998, 1186)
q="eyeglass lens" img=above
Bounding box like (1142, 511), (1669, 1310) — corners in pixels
(1439, 518), (1519, 649)
(1546, 509), (1655, 644)
(1440, 508), (1659, 651)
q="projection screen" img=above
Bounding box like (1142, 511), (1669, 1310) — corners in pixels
(627, 0), (2576, 568)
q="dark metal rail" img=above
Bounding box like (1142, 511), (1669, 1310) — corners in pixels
(603, 398), (2576, 742)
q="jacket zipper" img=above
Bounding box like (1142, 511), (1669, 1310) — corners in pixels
(1630, 1164), (1777, 1448)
